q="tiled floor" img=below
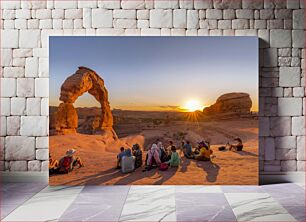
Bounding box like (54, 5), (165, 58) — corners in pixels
(1, 183), (304, 222)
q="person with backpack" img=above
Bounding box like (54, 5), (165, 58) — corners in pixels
(121, 148), (135, 173)
(228, 137), (244, 151)
(132, 144), (142, 168)
(195, 141), (213, 161)
(165, 146), (180, 167)
(58, 149), (84, 174)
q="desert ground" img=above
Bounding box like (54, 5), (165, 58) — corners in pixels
(49, 114), (258, 185)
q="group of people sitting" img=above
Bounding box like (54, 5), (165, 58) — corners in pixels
(182, 140), (214, 161)
(116, 144), (143, 173)
(117, 137), (244, 173)
(145, 141), (181, 171)
(116, 139), (218, 173)
(49, 149), (84, 174)
(182, 137), (244, 159)
(49, 137), (244, 175)
(116, 140), (181, 173)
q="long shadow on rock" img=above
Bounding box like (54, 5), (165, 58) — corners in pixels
(153, 167), (178, 185)
(179, 157), (191, 173)
(234, 150), (258, 157)
(58, 168), (126, 186)
(113, 168), (158, 185)
(196, 161), (220, 183)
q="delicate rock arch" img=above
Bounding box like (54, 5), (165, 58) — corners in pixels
(52, 66), (117, 138)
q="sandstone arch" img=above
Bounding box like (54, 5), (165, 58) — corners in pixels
(52, 67), (117, 138)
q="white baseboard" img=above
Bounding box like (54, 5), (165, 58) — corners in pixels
(259, 171), (305, 185)
(0, 171), (304, 185)
(1, 172), (48, 183)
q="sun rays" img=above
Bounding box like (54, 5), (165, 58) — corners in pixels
(181, 100), (205, 112)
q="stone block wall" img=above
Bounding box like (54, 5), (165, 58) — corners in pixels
(0, 0), (305, 173)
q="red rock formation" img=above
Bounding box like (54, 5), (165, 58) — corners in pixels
(203, 92), (252, 115)
(53, 103), (78, 134)
(51, 67), (117, 138)
(78, 116), (102, 134)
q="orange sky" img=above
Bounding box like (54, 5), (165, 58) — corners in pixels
(50, 37), (258, 112)
(50, 93), (258, 112)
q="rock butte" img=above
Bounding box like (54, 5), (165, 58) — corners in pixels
(203, 92), (252, 115)
(50, 66), (117, 139)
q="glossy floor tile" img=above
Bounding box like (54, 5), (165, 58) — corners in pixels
(1, 205), (19, 220)
(225, 193), (297, 221)
(175, 185), (222, 193)
(119, 186), (176, 222)
(269, 192), (305, 206)
(176, 193), (236, 221)
(283, 205), (306, 222)
(261, 183), (304, 194)
(3, 186), (84, 221)
(221, 185), (263, 193)
(1, 183), (304, 222)
(1, 183), (47, 219)
(1, 183), (47, 194)
(59, 186), (130, 221)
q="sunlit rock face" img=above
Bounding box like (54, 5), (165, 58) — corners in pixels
(203, 92), (252, 115)
(52, 102), (78, 134)
(51, 66), (117, 139)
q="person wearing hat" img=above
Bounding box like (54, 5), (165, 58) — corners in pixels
(228, 137), (244, 151)
(58, 149), (84, 174)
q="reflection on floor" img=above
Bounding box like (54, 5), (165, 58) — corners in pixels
(1, 183), (304, 221)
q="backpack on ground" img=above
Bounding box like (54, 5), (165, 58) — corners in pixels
(159, 162), (169, 171)
(218, 146), (226, 151)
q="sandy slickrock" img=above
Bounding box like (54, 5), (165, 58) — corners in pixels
(203, 92), (252, 115)
(78, 116), (101, 134)
(51, 67), (116, 137)
(49, 118), (259, 185)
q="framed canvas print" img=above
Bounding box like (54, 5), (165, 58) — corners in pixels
(49, 37), (258, 185)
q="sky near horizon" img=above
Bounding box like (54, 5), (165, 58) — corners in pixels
(50, 36), (258, 112)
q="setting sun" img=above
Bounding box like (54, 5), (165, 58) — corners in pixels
(183, 100), (204, 112)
